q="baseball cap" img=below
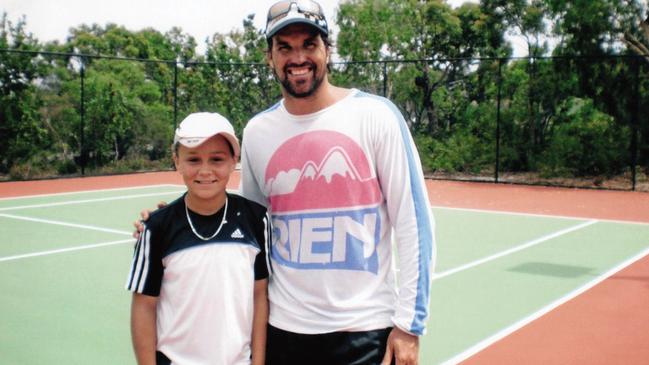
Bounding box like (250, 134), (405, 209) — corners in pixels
(173, 112), (240, 157)
(265, 0), (328, 39)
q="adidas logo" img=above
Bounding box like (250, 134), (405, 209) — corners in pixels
(231, 228), (245, 239)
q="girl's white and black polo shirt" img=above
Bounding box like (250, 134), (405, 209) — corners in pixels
(126, 192), (270, 365)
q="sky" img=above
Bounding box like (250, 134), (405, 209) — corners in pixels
(4, 0), (488, 54)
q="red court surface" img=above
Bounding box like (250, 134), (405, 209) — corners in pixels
(427, 180), (649, 223)
(1, 172), (648, 364)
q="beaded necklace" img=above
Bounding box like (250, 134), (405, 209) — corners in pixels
(184, 196), (228, 241)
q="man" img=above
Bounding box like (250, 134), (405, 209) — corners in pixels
(240, 1), (436, 364)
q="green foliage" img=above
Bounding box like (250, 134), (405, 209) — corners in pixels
(422, 100), (496, 174)
(7, 149), (78, 180)
(0, 13), (49, 173)
(71, 59), (169, 167)
(196, 15), (279, 134)
(546, 0), (645, 56)
(426, 130), (489, 173)
(94, 157), (171, 175)
(539, 97), (629, 176)
(336, 0), (476, 133)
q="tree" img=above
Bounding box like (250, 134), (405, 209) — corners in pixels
(623, 12), (649, 63)
(546, 0), (645, 56)
(0, 13), (49, 176)
(546, 0), (645, 106)
(58, 24), (203, 168)
(621, 9), (649, 170)
(46, 57), (169, 169)
(198, 14), (277, 135)
(545, 0), (646, 170)
(337, 0), (474, 134)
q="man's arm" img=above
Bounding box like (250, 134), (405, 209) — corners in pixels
(374, 100), (436, 365)
(251, 279), (269, 365)
(131, 293), (158, 365)
(132, 202), (166, 239)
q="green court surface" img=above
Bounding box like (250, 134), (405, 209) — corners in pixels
(1, 186), (648, 364)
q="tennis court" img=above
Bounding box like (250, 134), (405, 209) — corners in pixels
(1, 172), (648, 364)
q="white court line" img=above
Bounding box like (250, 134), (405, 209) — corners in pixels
(0, 190), (185, 212)
(432, 205), (649, 226)
(0, 187), (243, 213)
(440, 245), (649, 365)
(432, 220), (599, 280)
(0, 183), (184, 201)
(0, 213), (132, 235)
(0, 238), (134, 262)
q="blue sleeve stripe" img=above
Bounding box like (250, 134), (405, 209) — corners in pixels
(257, 101), (281, 116)
(356, 92), (433, 335)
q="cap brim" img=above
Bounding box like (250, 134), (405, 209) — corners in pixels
(175, 136), (207, 148)
(176, 133), (240, 157)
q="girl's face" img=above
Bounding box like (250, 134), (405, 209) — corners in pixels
(174, 134), (236, 210)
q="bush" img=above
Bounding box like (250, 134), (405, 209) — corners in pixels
(56, 159), (78, 175)
(415, 128), (493, 174)
(94, 156), (172, 175)
(7, 150), (76, 180)
(539, 97), (630, 177)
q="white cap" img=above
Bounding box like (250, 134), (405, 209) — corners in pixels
(173, 112), (240, 157)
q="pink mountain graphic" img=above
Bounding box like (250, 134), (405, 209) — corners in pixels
(266, 146), (382, 213)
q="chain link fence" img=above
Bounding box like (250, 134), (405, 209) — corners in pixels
(1, 49), (647, 190)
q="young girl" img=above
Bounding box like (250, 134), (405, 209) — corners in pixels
(126, 112), (269, 365)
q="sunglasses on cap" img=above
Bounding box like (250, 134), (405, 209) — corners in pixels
(265, 0), (328, 38)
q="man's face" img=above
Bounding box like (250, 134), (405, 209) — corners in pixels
(267, 24), (329, 98)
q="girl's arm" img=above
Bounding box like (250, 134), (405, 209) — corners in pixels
(251, 279), (269, 365)
(131, 293), (158, 365)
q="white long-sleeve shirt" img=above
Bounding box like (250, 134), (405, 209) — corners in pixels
(240, 88), (435, 335)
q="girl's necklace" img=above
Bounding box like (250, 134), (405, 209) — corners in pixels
(185, 196), (228, 241)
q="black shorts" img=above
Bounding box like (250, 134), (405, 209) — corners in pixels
(266, 324), (395, 365)
(155, 351), (171, 365)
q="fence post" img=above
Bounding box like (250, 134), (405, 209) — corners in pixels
(495, 58), (503, 183)
(79, 57), (86, 176)
(382, 61), (388, 97)
(173, 61), (178, 132)
(630, 57), (640, 191)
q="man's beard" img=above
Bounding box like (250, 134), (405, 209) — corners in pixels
(275, 62), (324, 98)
